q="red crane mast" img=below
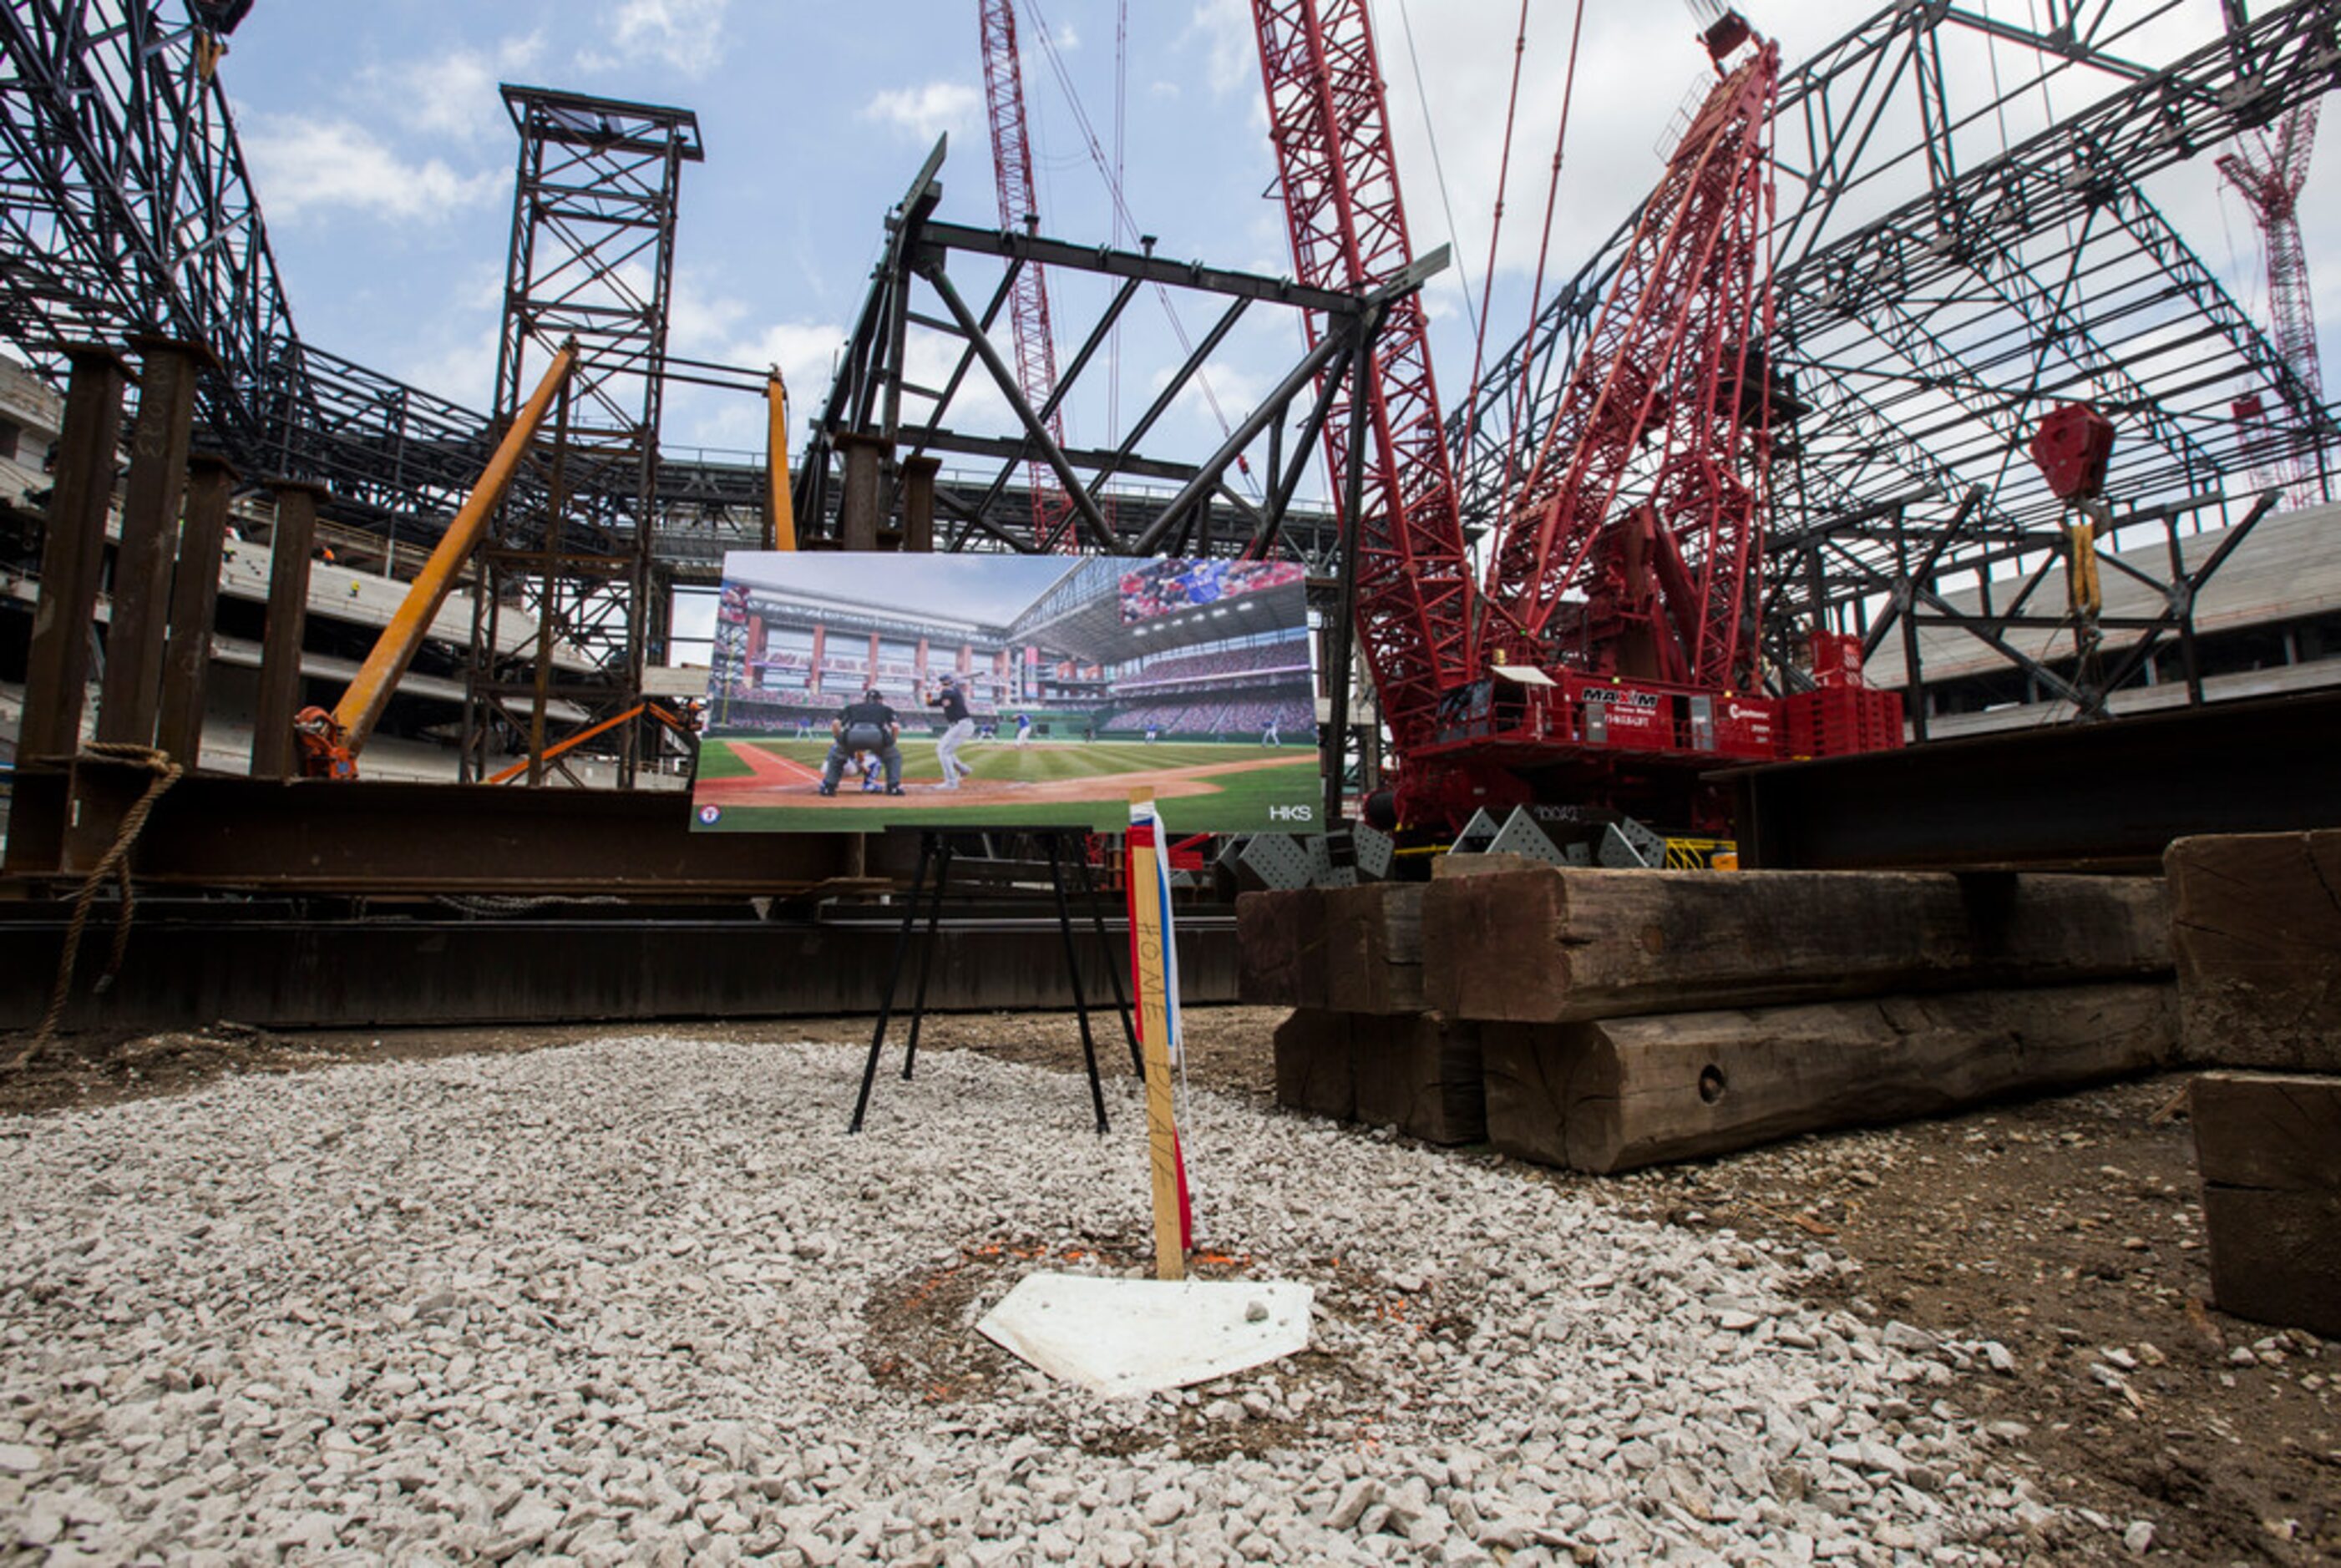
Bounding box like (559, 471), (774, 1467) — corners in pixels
(979, 0), (1082, 549)
(1249, 0), (1477, 755)
(1247, 6), (1878, 831)
(2217, 104), (2324, 504)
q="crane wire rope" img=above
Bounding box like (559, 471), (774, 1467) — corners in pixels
(1498, 0), (1591, 529)
(1111, 0), (1128, 444)
(1021, 0), (1261, 495)
(1455, 0), (1529, 425)
(1385, 0), (1489, 357)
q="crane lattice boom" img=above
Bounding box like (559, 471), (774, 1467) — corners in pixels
(979, 0), (1081, 549)
(1482, 38), (1780, 691)
(2218, 103), (2323, 503)
(1249, 0), (1475, 753)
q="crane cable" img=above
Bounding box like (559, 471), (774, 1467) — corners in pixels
(1021, 0), (1259, 493)
(1499, 0), (1591, 529)
(1458, 0), (1531, 425)
(1387, 0), (1488, 356)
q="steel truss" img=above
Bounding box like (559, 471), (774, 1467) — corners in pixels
(793, 142), (1385, 574)
(1249, 0), (1475, 756)
(1457, 0), (2341, 693)
(457, 85), (701, 788)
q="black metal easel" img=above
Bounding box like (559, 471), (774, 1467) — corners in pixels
(849, 828), (1143, 1134)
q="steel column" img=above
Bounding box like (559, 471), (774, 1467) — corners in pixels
(837, 431), (889, 550)
(155, 451), (239, 768)
(16, 346), (131, 761)
(900, 454), (940, 553)
(96, 336), (205, 746)
(249, 479), (324, 778)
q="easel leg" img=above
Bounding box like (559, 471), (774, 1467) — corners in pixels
(849, 831), (933, 1133)
(900, 839), (955, 1080)
(1047, 832), (1112, 1135)
(1074, 838), (1143, 1075)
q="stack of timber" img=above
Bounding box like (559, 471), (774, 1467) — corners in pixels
(1244, 864), (2177, 1173)
(2189, 1073), (2341, 1338)
(1244, 882), (1487, 1145)
(2168, 831), (2341, 1335)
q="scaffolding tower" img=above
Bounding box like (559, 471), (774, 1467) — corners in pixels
(460, 84), (703, 787)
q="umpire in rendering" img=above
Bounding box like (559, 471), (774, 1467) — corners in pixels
(818, 688), (904, 796)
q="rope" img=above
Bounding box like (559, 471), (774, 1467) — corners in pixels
(1459, 0), (1530, 416)
(1393, 0), (1490, 356)
(9, 743), (183, 1071)
(1499, 0), (1591, 527)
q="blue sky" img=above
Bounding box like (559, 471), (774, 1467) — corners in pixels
(217, 0), (2341, 514)
(208, 0), (2341, 668)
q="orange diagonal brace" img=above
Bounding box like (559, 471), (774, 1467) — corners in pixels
(766, 372), (797, 551)
(486, 702), (646, 786)
(332, 340), (580, 755)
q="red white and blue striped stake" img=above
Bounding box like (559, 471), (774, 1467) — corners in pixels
(1125, 792), (1193, 1276)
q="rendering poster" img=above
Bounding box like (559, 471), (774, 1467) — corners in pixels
(690, 553), (1320, 833)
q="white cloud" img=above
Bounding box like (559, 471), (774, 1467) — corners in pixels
(608, 0), (731, 77)
(242, 113), (500, 222)
(403, 324), (502, 410)
(860, 81), (984, 146)
(1187, 0), (1256, 99)
(377, 34), (544, 141)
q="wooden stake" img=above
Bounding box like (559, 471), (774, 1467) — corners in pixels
(1127, 790), (1186, 1282)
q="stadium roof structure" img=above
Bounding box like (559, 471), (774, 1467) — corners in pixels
(1010, 559), (1310, 666)
(720, 551), (1305, 670)
(1450, 0), (2341, 681)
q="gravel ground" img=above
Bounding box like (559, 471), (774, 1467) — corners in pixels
(0, 1032), (2074, 1566)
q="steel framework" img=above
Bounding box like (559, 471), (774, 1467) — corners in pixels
(458, 86), (702, 788)
(1457, 0), (2341, 692)
(792, 144), (1382, 572)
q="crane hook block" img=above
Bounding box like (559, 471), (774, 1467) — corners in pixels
(2028, 402), (2116, 502)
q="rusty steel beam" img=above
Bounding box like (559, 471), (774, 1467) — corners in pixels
(0, 904), (1237, 1033)
(15, 345), (132, 762)
(2, 763), (898, 897)
(95, 336), (207, 747)
(155, 451), (239, 769)
(249, 479), (325, 778)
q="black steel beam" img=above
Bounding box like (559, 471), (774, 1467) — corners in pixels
(0, 907), (1238, 1032)
(915, 220), (1361, 316)
(1725, 689), (2341, 872)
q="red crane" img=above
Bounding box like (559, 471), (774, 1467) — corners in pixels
(979, 0), (1082, 549)
(1249, 0), (1478, 756)
(1249, 5), (1873, 831)
(1480, 18), (1778, 694)
(2218, 104), (2324, 505)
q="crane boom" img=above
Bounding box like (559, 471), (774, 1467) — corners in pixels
(978, 0), (1082, 549)
(1482, 33), (1780, 690)
(2217, 103), (2323, 504)
(1249, 0), (1475, 754)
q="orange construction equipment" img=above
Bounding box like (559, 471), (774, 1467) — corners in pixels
(321, 339), (580, 772)
(484, 701), (693, 787)
(293, 706), (357, 779)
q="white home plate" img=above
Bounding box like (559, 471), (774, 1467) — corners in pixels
(975, 1272), (1315, 1397)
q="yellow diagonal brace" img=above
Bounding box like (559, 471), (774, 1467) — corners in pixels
(332, 341), (579, 754)
(767, 372), (797, 552)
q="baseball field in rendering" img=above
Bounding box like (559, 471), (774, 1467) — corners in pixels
(690, 735), (1320, 833)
